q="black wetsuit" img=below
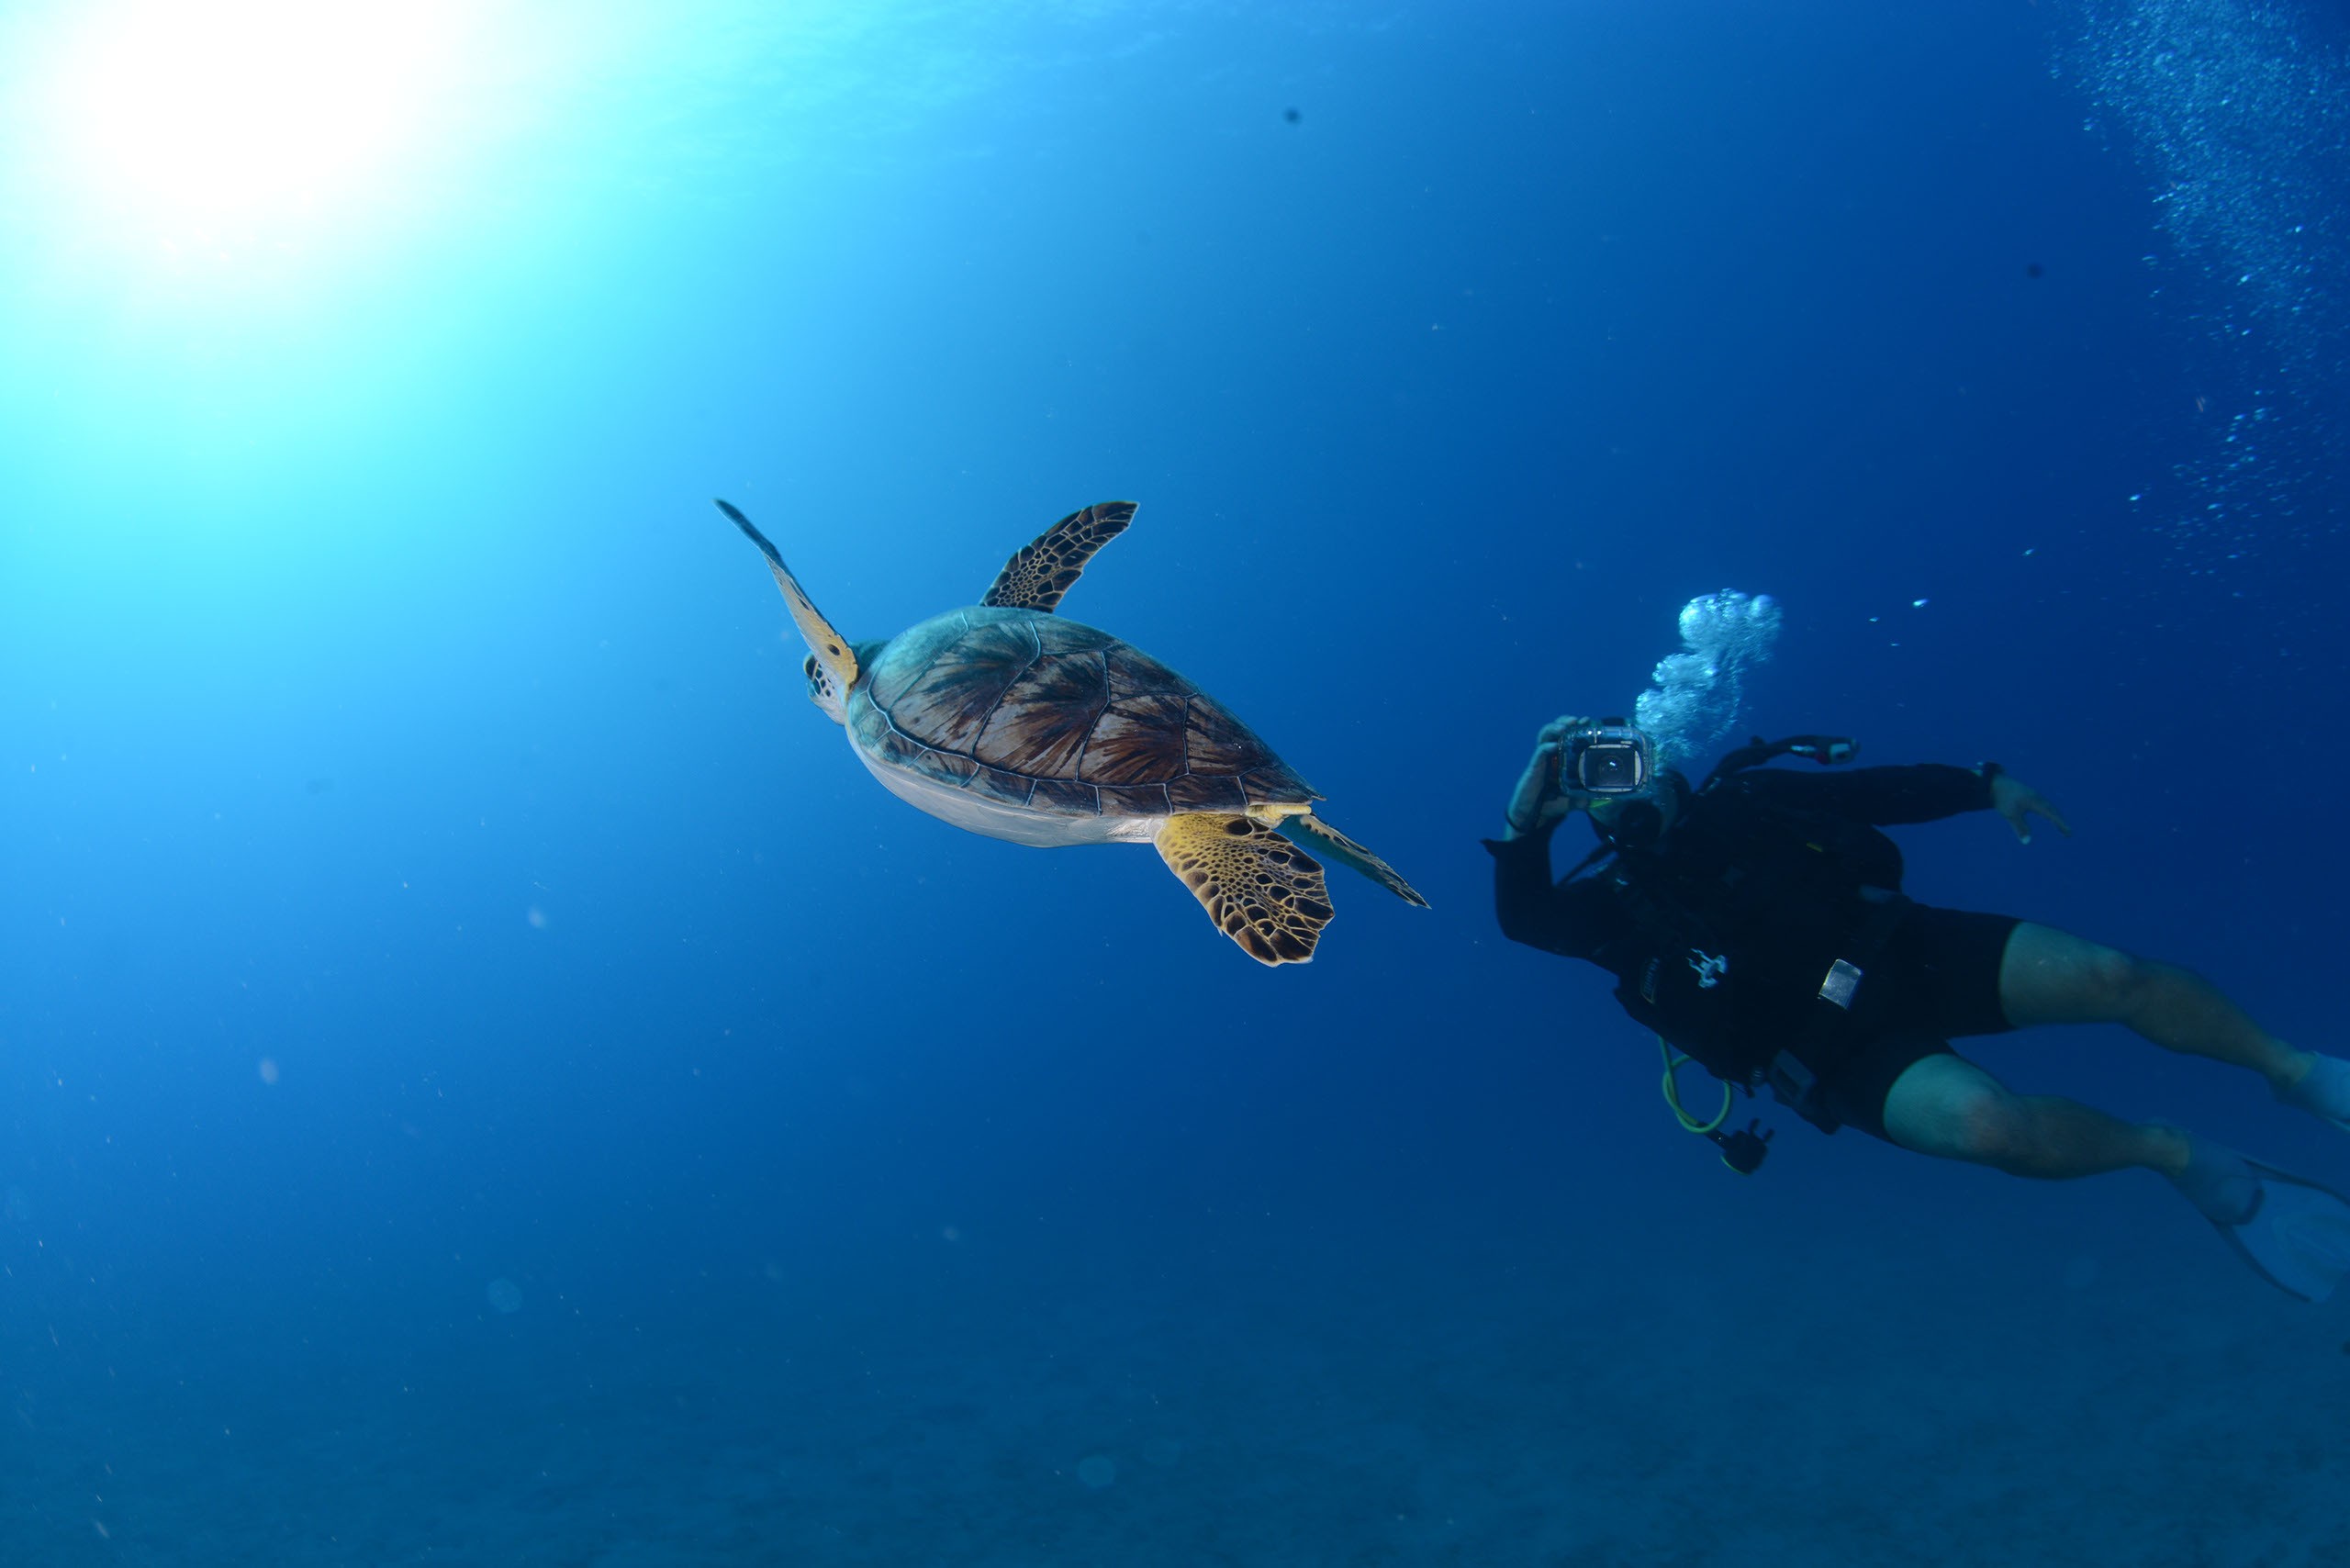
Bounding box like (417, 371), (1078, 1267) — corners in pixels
(1487, 763), (2020, 1139)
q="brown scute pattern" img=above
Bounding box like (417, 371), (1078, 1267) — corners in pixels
(974, 652), (1108, 777)
(1242, 765), (1320, 805)
(858, 605), (1308, 818)
(959, 602), (1065, 636)
(1165, 772), (1249, 812)
(850, 695), (890, 748)
(981, 501), (1138, 614)
(1188, 696), (1316, 804)
(1098, 783), (1174, 817)
(885, 617), (1039, 754)
(873, 728), (924, 770)
(911, 748), (978, 787)
(1156, 813), (1333, 966)
(970, 766), (1035, 806)
(1104, 641), (1195, 701)
(1080, 694), (1190, 784)
(1029, 617), (1117, 659)
(866, 613), (971, 710)
(1029, 778), (1100, 815)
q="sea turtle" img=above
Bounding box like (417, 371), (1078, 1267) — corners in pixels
(716, 497), (1427, 965)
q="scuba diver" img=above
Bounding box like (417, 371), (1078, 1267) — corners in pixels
(1490, 715), (2350, 1302)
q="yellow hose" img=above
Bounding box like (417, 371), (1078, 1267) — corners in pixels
(1658, 1034), (1731, 1135)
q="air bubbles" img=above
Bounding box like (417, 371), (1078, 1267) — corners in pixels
(1632, 591), (1782, 769)
(2070, 0), (2350, 566)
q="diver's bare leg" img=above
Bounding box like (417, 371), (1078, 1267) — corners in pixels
(1996, 922), (2312, 1092)
(1881, 1053), (2189, 1180)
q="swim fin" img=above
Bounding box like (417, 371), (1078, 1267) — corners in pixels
(2170, 1135), (2350, 1304)
(2277, 1052), (2350, 1137)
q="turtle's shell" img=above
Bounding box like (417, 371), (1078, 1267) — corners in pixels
(846, 605), (1316, 818)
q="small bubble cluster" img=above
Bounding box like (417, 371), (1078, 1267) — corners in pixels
(2069, 0), (2350, 566)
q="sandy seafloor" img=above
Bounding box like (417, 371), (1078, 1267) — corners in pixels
(8, 1161), (2345, 1567)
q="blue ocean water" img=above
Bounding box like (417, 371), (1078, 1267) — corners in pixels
(4, 0), (2347, 1561)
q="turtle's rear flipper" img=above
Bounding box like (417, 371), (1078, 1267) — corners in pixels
(1283, 813), (1427, 907)
(1156, 814), (1333, 966)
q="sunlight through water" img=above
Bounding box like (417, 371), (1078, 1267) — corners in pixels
(12, 0), (482, 268)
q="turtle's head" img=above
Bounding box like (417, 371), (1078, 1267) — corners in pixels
(801, 638), (882, 723)
(803, 650), (848, 724)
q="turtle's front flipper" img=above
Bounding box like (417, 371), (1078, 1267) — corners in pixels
(715, 498), (859, 691)
(1156, 813), (1332, 966)
(982, 501), (1137, 614)
(1283, 813), (1428, 907)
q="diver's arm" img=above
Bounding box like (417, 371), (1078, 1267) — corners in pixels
(1488, 716), (1618, 955)
(1484, 823), (1617, 958)
(1737, 763), (1995, 824)
(1742, 763), (2073, 840)
(1988, 770), (2071, 843)
(1500, 714), (1588, 840)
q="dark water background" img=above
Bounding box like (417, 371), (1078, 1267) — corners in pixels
(4, 1), (2347, 1562)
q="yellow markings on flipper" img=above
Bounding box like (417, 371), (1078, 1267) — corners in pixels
(1155, 812), (1334, 967)
(1285, 812), (1429, 907)
(715, 498), (859, 690)
(981, 501), (1137, 614)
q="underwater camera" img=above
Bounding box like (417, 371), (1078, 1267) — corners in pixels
(1565, 720), (1655, 795)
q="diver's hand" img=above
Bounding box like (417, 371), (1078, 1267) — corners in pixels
(1505, 715), (1589, 839)
(1991, 773), (2071, 845)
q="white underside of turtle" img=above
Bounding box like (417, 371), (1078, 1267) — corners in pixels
(856, 747), (1162, 846)
(716, 497), (1427, 965)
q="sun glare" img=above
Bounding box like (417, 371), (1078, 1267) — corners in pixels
(22, 0), (471, 262)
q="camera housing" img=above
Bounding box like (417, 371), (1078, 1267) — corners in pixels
(1566, 721), (1654, 795)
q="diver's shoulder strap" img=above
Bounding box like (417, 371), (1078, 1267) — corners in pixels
(1700, 734), (1859, 794)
